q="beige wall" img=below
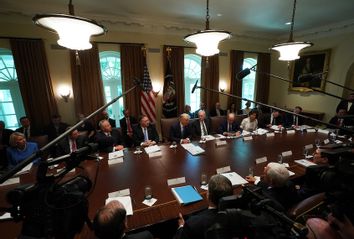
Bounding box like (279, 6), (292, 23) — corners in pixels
(1, 21), (353, 126)
(269, 31), (354, 122)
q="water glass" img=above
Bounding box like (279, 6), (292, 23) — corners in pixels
(248, 167), (254, 177)
(201, 173), (208, 185)
(303, 147), (308, 158)
(144, 185), (152, 200)
(277, 154), (283, 164)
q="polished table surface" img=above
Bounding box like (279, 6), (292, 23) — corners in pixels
(0, 130), (329, 238)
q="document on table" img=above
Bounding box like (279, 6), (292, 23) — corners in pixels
(106, 196), (133, 215)
(14, 163), (33, 176)
(144, 145), (161, 154)
(181, 143), (205, 155)
(294, 159), (317, 167)
(221, 172), (248, 186)
(108, 150), (124, 159)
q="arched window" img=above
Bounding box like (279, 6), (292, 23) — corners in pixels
(0, 48), (25, 130)
(184, 54), (202, 112)
(241, 57), (257, 108)
(99, 51), (124, 127)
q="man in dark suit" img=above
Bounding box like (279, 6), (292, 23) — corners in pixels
(191, 110), (211, 139)
(15, 116), (39, 139)
(245, 162), (300, 210)
(133, 115), (159, 147)
(174, 174), (233, 239)
(93, 200), (153, 239)
(119, 109), (138, 147)
(218, 113), (241, 136)
(193, 102), (208, 118)
(44, 114), (69, 141)
(258, 110), (283, 129)
(0, 121), (14, 169)
(336, 92), (354, 115)
(95, 119), (124, 152)
(210, 102), (226, 117)
(169, 113), (192, 144)
(284, 106), (304, 128)
(56, 128), (87, 156)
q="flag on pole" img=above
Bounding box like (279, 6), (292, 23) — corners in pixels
(140, 60), (156, 122)
(162, 60), (177, 118)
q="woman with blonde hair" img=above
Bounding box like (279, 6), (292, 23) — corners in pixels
(7, 132), (39, 168)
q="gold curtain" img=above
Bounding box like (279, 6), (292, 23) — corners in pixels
(201, 55), (219, 109)
(10, 38), (58, 130)
(229, 50), (244, 111)
(256, 53), (271, 103)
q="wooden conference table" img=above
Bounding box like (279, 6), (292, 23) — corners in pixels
(0, 130), (328, 238)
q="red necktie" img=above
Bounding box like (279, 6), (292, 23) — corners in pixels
(127, 118), (133, 134)
(72, 140), (77, 152)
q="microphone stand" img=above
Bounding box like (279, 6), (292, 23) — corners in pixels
(193, 84), (354, 134)
(0, 84), (139, 184)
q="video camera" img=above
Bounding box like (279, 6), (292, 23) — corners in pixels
(4, 143), (99, 239)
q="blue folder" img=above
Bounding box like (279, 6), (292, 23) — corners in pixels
(171, 185), (203, 205)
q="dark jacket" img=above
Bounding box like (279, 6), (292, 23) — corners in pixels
(258, 113), (283, 128)
(336, 100), (354, 115)
(284, 113), (304, 127)
(15, 126), (40, 139)
(169, 122), (192, 142)
(191, 118), (212, 139)
(210, 108), (226, 117)
(44, 122), (69, 141)
(95, 129), (124, 152)
(56, 135), (88, 156)
(132, 124), (160, 146)
(218, 120), (240, 134)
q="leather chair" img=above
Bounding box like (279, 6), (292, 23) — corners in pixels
(28, 135), (48, 148)
(288, 192), (326, 221)
(210, 116), (226, 133)
(160, 118), (178, 142)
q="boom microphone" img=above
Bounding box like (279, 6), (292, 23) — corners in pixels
(236, 64), (257, 80)
(191, 80), (198, 94)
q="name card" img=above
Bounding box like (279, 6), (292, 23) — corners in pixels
(323, 139), (330, 144)
(148, 151), (162, 158)
(255, 156), (267, 164)
(304, 144), (314, 150)
(109, 150), (124, 159)
(243, 136), (253, 141)
(1, 177), (20, 186)
(307, 129), (316, 133)
(266, 133), (275, 137)
(145, 145), (161, 154)
(287, 130), (295, 134)
(108, 157), (124, 165)
(108, 188), (130, 198)
(215, 140), (227, 147)
(317, 129), (330, 135)
(216, 166), (231, 174)
(282, 150), (293, 157)
(167, 177), (186, 186)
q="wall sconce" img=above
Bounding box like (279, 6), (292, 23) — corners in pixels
(58, 86), (71, 102)
(219, 81), (227, 92)
(152, 82), (161, 97)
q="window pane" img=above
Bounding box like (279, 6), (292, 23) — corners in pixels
(1, 102), (15, 114)
(184, 54), (202, 112)
(241, 58), (257, 108)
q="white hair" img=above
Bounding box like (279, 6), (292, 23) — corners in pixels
(266, 162), (290, 187)
(180, 113), (190, 120)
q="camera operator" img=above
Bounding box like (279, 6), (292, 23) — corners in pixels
(245, 162), (300, 210)
(173, 174), (233, 239)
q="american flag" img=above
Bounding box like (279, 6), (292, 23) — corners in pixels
(141, 61), (156, 122)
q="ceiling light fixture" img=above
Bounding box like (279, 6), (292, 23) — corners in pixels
(184, 0), (231, 57)
(33, 0), (106, 51)
(271, 0), (313, 61)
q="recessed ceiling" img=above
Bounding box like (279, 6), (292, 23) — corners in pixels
(1, 0), (354, 40)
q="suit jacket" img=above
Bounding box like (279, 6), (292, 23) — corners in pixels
(56, 135), (88, 156)
(15, 126), (40, 139)
(284, 113), (304, 127)
(191, 118), (212, 139)
(95, 129), (123, 152)
(209, 108), (226, 117)
(45, 122), (69, 141)
(218, 120), (240, 134)
(0, 128), (14, 146)
(132, 124), (160, 146)
(174, 209), (218, 239)
(120, 116), (138, 147)
(169, 122), (192, 142)
(336, 100), (354, 115)
(124, 231), (153, 239)
(258, 113), (283, 128)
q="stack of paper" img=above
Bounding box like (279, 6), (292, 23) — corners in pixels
(255, 128), (268, 135)
(171, 185), (203, 205)
(181, 143), (205, 155)
(294, 159), (317, 167)
(144, 145), (161, 154)
(221, 172), (248, 186)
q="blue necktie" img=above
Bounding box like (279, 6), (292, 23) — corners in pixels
(144, 128), (148, 141)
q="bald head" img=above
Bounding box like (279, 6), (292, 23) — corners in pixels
(227, 113), (235, 123)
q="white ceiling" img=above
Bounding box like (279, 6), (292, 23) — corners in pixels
(1, 0), (354, 40)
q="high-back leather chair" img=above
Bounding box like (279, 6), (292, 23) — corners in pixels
(160, 118), (179, 142)
(288, 192), (326, 222)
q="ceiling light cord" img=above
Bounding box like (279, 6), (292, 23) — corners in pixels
(205, 0), (210, 30)
(289, 0), (297, 42)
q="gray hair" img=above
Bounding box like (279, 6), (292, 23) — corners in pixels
(208, 174), (233, 207)
(180, 113), (190, 120)
(9, 132), (25, 147)
(266, 162), (290, 187)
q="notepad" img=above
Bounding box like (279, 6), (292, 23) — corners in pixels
(181, 143), (205, 155)
(221, 172), (248, 186)
(171, 185), (203, 205)
(294, 159), (317, 167)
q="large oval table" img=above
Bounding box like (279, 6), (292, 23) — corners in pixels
(0, 130), (328, 238)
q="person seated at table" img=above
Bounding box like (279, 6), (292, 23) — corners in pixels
(0, 121), (14, 169)
(15, 116), (40, 139)
(133, 115), (159, 147)
(242, 101), (252, 115)
(77, 113), (95, 140)
(7, 132), (40, 169)
(329, 108), (353, 134)
(95, 119), (124, 152)
(240, 110), (258, 132)
(56, 127), (88, 156)
(218, 113), (241, 136)
(191, 110), (211, 139)
(210, 102), (226, 117)
(120, 109), (138, 147)
(284, 106), (304, 128)
(245, 162), (299, 210)
(169, 113), (192, 144)
(336, 92), (354, 115)
(174, 174), (233, 239)
(93, 200), (153, 239)
(258, 109), (283, 129)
